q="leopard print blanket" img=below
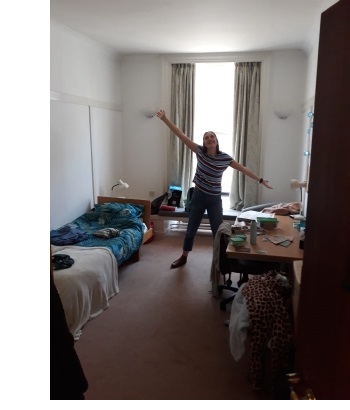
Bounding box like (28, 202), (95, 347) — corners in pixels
(242, 271), (293, 390)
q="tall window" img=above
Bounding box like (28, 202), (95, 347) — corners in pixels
(193, 62), (235, 203)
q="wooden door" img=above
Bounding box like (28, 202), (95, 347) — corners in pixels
(294, 0), (350, 400)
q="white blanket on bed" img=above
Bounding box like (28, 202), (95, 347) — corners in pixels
(52, 245), (119, 340)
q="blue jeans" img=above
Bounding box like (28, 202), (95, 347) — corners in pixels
(183, 187), (223, 252)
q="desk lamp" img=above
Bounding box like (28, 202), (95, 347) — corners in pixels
(111, 180), (129, 196)
(290, 179), (307, 220)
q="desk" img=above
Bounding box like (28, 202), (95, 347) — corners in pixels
(226, 215), (303, 263)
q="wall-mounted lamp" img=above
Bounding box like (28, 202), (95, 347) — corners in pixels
(111, 179), (129, 191)
(290, 179), (307, 220)
(144, 111), (157, 119)
(274, 109), (292, 120)
(290, 179), (307, 191)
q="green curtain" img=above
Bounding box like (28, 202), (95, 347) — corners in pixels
(230, 62), (261, 210)
(169, 64), (195, 206)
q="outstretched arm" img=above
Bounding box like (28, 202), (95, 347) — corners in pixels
(156, 110), (198, 153)
(230, 160), (273, 189)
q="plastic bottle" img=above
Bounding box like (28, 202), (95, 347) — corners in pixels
(250, 220), (257, 245)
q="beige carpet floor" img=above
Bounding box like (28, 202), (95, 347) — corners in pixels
(74, 231), (268, 400)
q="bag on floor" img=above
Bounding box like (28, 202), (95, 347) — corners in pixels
(151, 192), (168, 215)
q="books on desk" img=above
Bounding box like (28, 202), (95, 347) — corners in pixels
(237, 210), (275, 221)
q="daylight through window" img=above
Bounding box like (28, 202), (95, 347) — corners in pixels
(193, 62), (235, 205)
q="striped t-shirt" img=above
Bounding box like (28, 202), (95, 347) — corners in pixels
(192, 145), (233, 195)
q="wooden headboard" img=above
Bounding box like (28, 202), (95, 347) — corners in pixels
(97, 196), (151, 229)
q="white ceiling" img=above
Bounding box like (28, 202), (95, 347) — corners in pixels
(50, 0), (338, 55)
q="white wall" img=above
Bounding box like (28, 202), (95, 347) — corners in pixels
(50, 21), (123, 229)
(50, 21), (122, 104)
(260, 50), (307, 204)
(120, 55), (168, 200)
(50, 100), (93, 229)
(51, 1), (335, 227)
(298, 0), (338, 216)
(120, 51), (307, 205)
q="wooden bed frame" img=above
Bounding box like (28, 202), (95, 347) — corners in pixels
(97, 196), (153, 263)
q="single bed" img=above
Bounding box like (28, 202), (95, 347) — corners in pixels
(97, 196), (153, 256)
(51, 197), (152, 339)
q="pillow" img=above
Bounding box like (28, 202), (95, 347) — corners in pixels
(93, 202), (144, 218)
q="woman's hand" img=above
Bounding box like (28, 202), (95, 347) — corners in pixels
(156, 109), (166, 120)
(262, 180), (273, 189)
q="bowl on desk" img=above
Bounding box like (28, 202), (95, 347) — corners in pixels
(257, 217), (279, 230)
(229, 234), (247, 247)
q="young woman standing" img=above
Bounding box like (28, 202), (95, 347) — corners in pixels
(156, 109), (272, 268)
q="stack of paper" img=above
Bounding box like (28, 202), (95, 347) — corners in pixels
(265, 235), (294, 247)
(237, 210), (275, 221)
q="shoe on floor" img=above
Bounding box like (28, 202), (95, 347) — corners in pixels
(170, 255), (187, 269)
